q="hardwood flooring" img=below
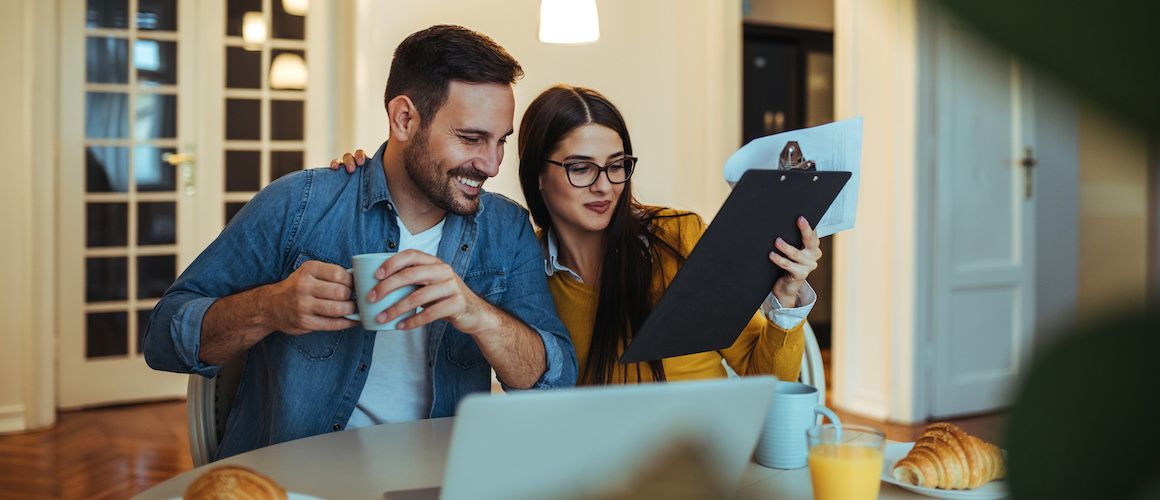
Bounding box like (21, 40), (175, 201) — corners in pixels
(0, 400), (191, 500)
(820, 349), (1006, 444)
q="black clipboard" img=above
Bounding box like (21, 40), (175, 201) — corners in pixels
(619, 169), (851, 363)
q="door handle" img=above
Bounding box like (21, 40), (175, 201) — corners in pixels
(162, 153), (195, 166)
(1020, 147), (1036, 200)
(162, 152), (197, 196)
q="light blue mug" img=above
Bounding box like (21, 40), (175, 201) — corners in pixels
(344, 252), (419, 331)
(754, 381), (842, 469)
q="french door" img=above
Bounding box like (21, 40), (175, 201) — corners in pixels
(58, 0), (329, 408)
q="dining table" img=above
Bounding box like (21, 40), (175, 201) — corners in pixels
(134, 417), (958, 499)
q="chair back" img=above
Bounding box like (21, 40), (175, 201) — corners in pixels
(799, 322), (827, 419)
(187, 357), (245, 466)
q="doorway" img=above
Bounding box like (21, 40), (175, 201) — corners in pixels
(742, 23), (835, 345)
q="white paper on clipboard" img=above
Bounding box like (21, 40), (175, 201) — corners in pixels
(722, 117), (863, 238)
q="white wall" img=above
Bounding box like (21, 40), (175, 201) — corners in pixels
(830, 0), (921, 422)
(0, 0), (56, 433)
(0, 0), (31, 433)
(745, 0), (834, 31)
(345, 0), (740, 220)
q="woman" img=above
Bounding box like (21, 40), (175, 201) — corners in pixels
(332, 85), (821, 385)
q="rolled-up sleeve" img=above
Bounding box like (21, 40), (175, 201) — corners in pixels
(762, 281), (817, 330)
(496, 211), (578, 390)
(144, 295), (221, 377)
(143, 172), (307, 376)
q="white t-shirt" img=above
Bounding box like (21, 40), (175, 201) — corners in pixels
(345, 217), (444, 428)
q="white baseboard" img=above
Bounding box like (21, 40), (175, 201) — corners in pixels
(0, 404), (27, 434)
(833, 394), (890, 421)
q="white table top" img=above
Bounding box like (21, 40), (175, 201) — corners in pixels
(135, 417), (932, 499)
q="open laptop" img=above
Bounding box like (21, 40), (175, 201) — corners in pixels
(386, 376), (778, 500)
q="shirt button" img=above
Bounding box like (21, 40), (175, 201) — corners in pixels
(460, 244), (469, 251)
(360, 363), (368, 372)
(333, 423), (342, 431)
(388, 242), (397, 250)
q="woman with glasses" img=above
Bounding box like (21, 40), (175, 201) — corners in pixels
(517, 85), (819, 385)
(332, 84), (820, 385)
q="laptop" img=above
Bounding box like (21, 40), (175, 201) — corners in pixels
(386, 377), (779, 500)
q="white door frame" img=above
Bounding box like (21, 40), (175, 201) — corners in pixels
(29, 0), (60, 430)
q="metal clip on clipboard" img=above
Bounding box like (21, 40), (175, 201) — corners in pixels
(778, 141), (816, 171)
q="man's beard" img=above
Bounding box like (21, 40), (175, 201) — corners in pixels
(403, 128), (488, 216)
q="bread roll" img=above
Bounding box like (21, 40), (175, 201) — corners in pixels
(183, 465), (288, 500)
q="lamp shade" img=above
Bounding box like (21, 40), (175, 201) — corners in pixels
(539, 0), (600, 44)
(270, 53), (308, 90)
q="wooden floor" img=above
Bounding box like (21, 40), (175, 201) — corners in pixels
(0, 400), (191, 500)
(0, 400), (1002, 499)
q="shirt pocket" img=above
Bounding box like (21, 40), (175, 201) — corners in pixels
(274, 249), (352, 361)
(444, 330), (487, 370)
(463, 268), (507, 302)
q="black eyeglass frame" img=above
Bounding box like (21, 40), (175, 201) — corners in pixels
(545, 156), (638, 188)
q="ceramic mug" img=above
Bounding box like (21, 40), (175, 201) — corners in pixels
(344, 252), (419, 330)
(754, 381), (842, 469)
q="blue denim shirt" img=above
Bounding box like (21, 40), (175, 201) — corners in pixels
(144, 142), (578, 460)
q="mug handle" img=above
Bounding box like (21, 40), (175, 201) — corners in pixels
(344, 268), (359, 320)
(813, 405), (843, 439)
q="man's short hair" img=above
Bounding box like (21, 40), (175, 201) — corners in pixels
(384, 25), (524, 126)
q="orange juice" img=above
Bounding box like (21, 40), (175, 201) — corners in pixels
(807, 443), (884, 500)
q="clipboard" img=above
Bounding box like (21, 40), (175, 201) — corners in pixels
(619, 168), (851, 363)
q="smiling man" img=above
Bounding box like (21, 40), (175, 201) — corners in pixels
(143, 25), (578, 460)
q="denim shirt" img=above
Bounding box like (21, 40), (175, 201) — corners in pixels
(143, 142), (578, 460)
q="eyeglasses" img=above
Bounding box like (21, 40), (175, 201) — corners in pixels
(545, 156), (637, 188)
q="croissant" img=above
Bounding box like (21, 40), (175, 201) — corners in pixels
(184, 465), (289, 500)
(891, 423), (1005, 490)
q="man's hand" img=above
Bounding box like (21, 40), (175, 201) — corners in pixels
(368, 250), (499, 335)
(328, 149), (367, 174)
(261, 260), (359, 334)
(198, 260), (357, 365)
(769, 216), (822, 307)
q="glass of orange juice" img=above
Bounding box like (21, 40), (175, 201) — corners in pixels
(806, 424), (885, 500)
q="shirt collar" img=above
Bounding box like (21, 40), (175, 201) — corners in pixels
(544, 228), (585, 283)
(361, 141), (487, 218)
(361, 142), (394, 213)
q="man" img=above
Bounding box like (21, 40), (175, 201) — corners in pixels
(144, 25), (578, 460)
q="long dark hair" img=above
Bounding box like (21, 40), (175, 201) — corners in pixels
(518, 85), (685, 384)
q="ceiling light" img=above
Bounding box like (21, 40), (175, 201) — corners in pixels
(539, 0), (600, 44)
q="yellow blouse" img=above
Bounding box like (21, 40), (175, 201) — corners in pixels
(545, 207), (806, 385)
